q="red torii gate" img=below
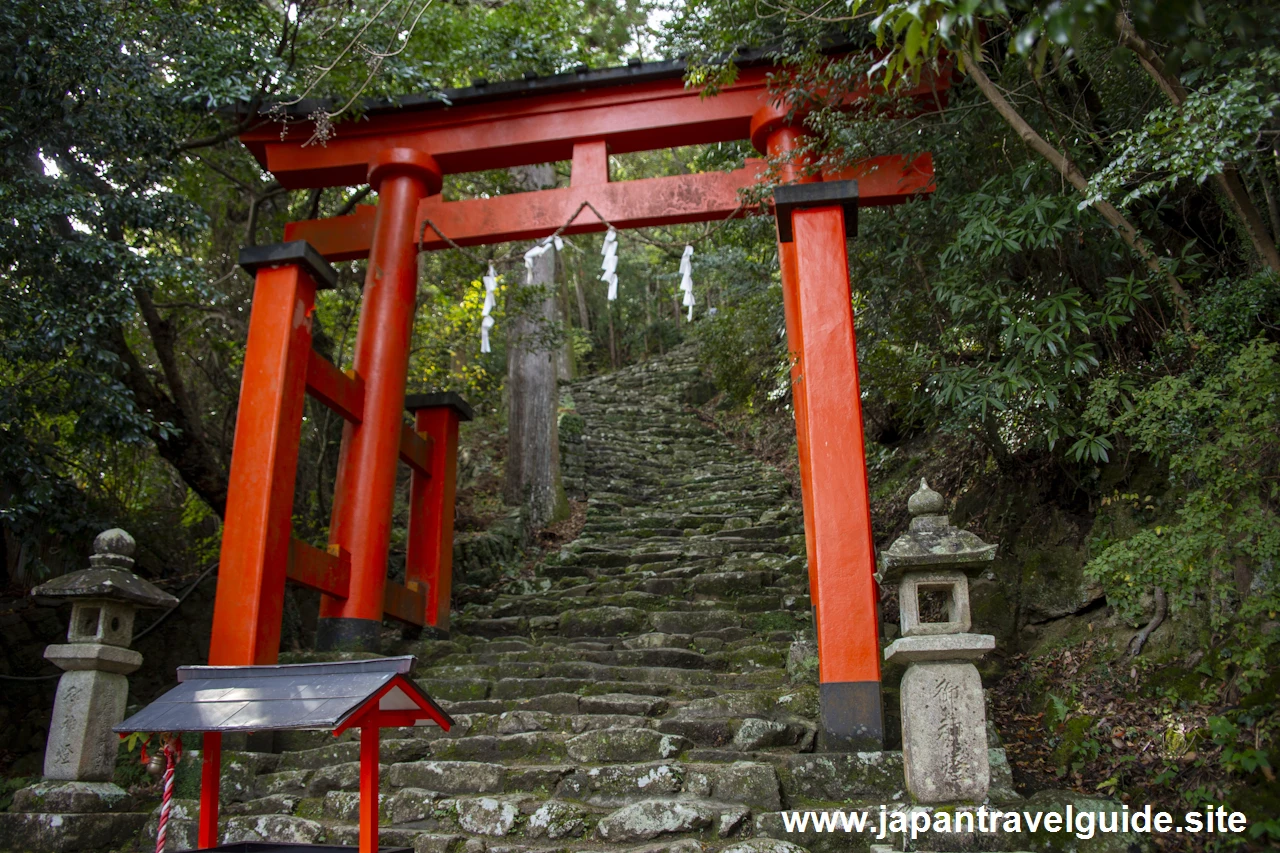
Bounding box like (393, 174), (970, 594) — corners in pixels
(208, 53), (950, 750)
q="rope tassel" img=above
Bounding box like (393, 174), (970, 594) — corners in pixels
(155, 734), (182, 853)
(601, 228), (618, 300)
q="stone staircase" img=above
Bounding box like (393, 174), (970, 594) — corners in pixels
(152, 346), (1034, 853)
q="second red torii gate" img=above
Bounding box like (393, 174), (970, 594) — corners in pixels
(209, 51), (950, 750)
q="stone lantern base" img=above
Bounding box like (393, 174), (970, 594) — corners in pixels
(0, 781), (148, 853)
(899, 661), (992, 803)
(42, 643), (142, 782)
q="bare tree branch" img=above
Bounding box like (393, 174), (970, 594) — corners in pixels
(334, 185), (373, 216)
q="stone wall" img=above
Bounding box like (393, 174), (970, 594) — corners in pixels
(558, 392), (587, 502)
(451, 509), (526, 591)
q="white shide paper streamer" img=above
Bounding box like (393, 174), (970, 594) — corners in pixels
(482, 235), (562, 353)
(679, 245), (695, 321)
(600, 228), (618, 300)
(524, 235), (563, 284)
(480, 263), (498, 353)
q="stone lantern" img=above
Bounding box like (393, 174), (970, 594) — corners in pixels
(880, 481), (998, 803)
(30, 528), (178, 782)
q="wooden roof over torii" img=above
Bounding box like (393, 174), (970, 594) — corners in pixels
(239, 52), (951, 259)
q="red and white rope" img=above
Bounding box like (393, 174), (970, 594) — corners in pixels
(155, 735), (182, 853)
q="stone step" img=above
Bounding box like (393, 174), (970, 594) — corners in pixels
(160, 795), (1051, 853)
(420, 662), (731, 688)
(435, 647), (725, 671)
(436, 636), (796, 669)
(211, 793), (771, 847)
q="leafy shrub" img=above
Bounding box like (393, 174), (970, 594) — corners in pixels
(1086, 337), (1280, 693)
(695, 286), (789, 412)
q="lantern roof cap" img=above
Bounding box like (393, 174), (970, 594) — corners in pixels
(877, 480), (997, 583)
(32, 568), (178, 609)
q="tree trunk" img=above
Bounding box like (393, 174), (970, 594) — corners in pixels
(1262, 154), (1280, 243)
(504, 163), (566, 529)
(557, 265), (575, 382)
(960, 46), (1194, 334)
(1114, 12), (1280, 272)
(572, 255), (591, 332)
(643, 280), (654, 357)
(106, 323), (229, 516)
(607, 301), (619, 369)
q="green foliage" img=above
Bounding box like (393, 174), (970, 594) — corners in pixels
(925, 169), (1128, 453)
(409, 274), (510, 411)
(0, 0), (222, 568)
(851, 0), (1219, 82)
(1208, 715), (1273, 777)
(0, 0), (654, 575)
(848, 162), (1163, 462)
(1086, 337), (1280, 692)
(695, 287), (788, 411)
(1046, 692), (1071, 727)
(113, 737), (150, 791)
(1052, 714), (1102, 775)
(1084, 50), (1280, 210)
(0, 776), (33, 812)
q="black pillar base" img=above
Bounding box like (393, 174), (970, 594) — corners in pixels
(315, 617), (382, 652)
(399, 623), (450, 643)
(819, 680), (885, 751)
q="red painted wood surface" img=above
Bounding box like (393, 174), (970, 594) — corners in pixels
(286, 539), (351, 599)
(383, 579), (428, 626)
(198, 732), (221, 849)
(570, 140), (610, 187)
(359, 725), (379, 853)
(399, 425), (435, 477)
(306, 350), (365, 424)
(241, 64), (948, 188)
(791, 205), (882, 687)
(321, 150), (441, 631)
(331, 676), (454, 737)
(246, 69), (777, 186)
(208, 263), (317, 666)
(764, 124), (821, 595)
(284, 154), (933, 261)
(406, 406), (463, 631)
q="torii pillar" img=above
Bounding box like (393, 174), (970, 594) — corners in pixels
(318, 149), (443, 650)
(752, 106), (884, 749)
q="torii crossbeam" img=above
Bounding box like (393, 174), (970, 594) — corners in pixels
(210, 51), (950, 752)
